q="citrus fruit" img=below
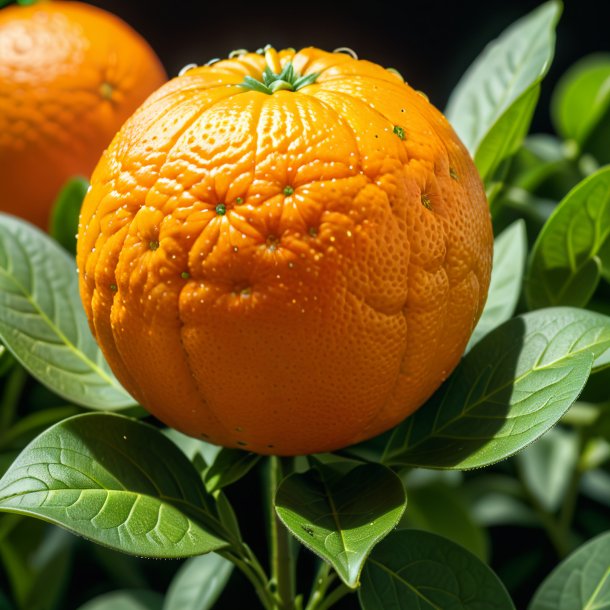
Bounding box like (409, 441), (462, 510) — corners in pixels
(77, 46), (493, 456)
(0, 0), (167, 229)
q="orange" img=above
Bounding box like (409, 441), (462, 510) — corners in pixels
(0, 0), (167, 229)
(77, 47), (493, 456)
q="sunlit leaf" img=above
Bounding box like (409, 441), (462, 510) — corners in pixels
(0, 214), (135, 410)
(384, 308), (610, 469)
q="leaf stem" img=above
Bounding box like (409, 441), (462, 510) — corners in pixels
(311, 582), (351, 610)
(304, 562), (336, 610)
(270, 456), (296, 610)
(0, 363), (27, 433)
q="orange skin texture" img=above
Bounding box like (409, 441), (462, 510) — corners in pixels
(0, 0), (167, 229)
(77, 48), (493, 456)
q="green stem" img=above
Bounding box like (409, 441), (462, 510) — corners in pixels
(304, 563), (336, 610)
(516, 462), (569, 558)
(0, 364), (27, 433)
(558, 432), (586, 544)
(270, 456), (296, 610)
(220, 545), (276, 610)
(312, 583), (351, 610)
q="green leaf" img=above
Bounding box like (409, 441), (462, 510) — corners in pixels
(275, 462), (406, 588)
(49, 177), (88, 255)
(383, 307), (610, 469)
(78, 590), (164, 610)
(0, 406), (80, 451)
(552, 54), (610, 146)
(468, 219), (527, 350)
(0, 213), (135, 410)
(475, 84), (540, 182)
(525, 167), (610, 309)
(358, 529), (515, 610)
(398, 481), (488, 561)
(204, 448), (260, 494)
(164, 554), (233, 610)
(528, 531), (610, 609)
(162, 428), (220, 465)
(0, 521), (72, 610)
(0, 413), (230, 558)
(516, 426), (579, 513)
(446, 1), (560, 161)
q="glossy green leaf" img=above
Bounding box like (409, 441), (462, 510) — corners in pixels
(383, 308), (610, 469)
(0, 413), (231, 558)
(516, 426), (579, 512)
(525, 167), (610, 309)
(49, 176), (88, 255)
(78, 590), (164, 610)
(529, 531), (610, 609)
(359, 529), (515, 610)
(446, 1), (560, 161)
(468, 219), (527, 350)
(475, 84), (540, 182)
(0, 213), (135, 410)
(552, 54), (610, 145)
(162, 428), (221, 465)
(204, 449), (260, 494)
(164, 554), (233, 610)
(398, 482), (488, 561)
(275, 462), (406, 588)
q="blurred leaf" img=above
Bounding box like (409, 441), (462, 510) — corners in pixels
(516, 427), (579, 512)
(359, 529), (515, 610)
(552, 54), (610, 146)
(528, 531), (610, 609)
(581, 469), (610, 507)
(204, 449), (260, 494)
(468, 219), (527, 350)
(1, 521), (72, 610)
(462, 474), (539, 528)
(398, 482), (488, 561)
(525, 167), (610, 309)
(78, 590), (164, 610)
(49, 177), (88, 255)
(0, 406), (80, 451)
(0, 413), (231, 558)
(0, 590), (15, 610)
(275, 462), (406, 588)
(0, 213), (135, 410)
(383, 308), (610, 469)
(446, 1), (560, 169)
(164, 554), (233, 610)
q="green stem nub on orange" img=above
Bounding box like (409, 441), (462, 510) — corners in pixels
(240, 48), (319, 95)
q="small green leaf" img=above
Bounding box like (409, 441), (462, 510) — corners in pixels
(468, 219), (527, 350)
(525, 167), (610, 309)
(446, 1), (560, 160)
(0, 214), (135, 410)
(204, 449), (260, 494)
(0, 413), (230, 558)
(516, 426), (579, 513)
(358, 529), (515, 610)
(164, 554), (233, 610)
(383, 308), (610, 469)
(49, 176), (89, 255)
(528, 531), (610, 609)
(78, 590), (164, 610)
(552, 54), (610, 146)
(275, 462), (406, 588)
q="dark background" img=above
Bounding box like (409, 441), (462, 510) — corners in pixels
(86, 0), (609, 136)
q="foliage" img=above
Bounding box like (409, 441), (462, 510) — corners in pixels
(1, 1), (609, 609)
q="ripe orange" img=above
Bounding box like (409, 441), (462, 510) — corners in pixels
(0, 0), (167, 229)
(77, 47), (493, 456)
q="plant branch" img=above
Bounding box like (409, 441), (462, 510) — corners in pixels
(270, 456), (296, 610)
(0, 363), (27, 433)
